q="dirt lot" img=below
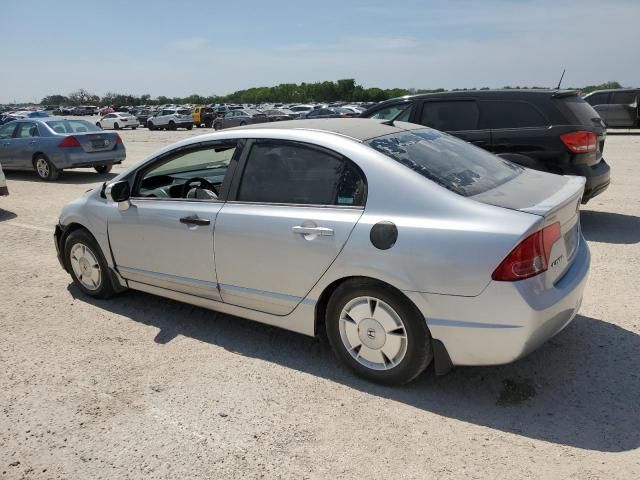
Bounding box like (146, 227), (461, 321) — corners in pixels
(1, 125), (639, 479)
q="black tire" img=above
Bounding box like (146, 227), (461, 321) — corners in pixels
(113, 122), (120, 130)
(131, 126), (137, 130)
(204, 120), (213, 128)
(94, 164), (113, 174)
(64, 228), (117, 299)
(148, 122), (155, 131)
(33, 154), (60, 181)
(213, 122), (222, 130)
(186, 125), (193, 130)
(96, 122), (101, 128)
(325, 279), (433, 385)
(239, 121), (247, 126)
(168, 121), (176, 131)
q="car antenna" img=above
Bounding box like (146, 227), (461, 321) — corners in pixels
(556, 68), (566, 89)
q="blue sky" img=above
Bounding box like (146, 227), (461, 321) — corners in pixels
(1, 0), (638, 102)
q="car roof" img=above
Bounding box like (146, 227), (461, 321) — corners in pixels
(373, 89), (579, 106)
(584, 88), (639, 95)
(232, 118), (424, 141)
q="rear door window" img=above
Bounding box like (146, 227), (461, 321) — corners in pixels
(15, 122), (39, 138)
(611, 91), (637, 105)
(366, 129), (522, 197)
(0, 123), (17, 139)
(481, 101), (549, 129)
(237, 141), (366, 206)
(419, 101), (480, 131)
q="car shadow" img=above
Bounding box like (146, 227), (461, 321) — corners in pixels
(67, 284), (639, 453)
(581, 210), (640, 244)
(4, 170), (117, 185)
(0, 209), (18, 222)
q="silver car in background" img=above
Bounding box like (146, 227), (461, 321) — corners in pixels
(0, 117), (126, 180)
(54, 119), (589, 384)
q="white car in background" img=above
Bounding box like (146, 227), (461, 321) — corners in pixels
(97, 112), (138, 130)
(0, 161), (8, 196)
(146, 108), (194, 131)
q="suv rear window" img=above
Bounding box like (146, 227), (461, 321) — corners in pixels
(420, 101), (479, 131)
(366, 129), (522, 197)
(559, 96), (600, 125)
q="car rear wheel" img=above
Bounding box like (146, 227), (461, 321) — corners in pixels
(33, 155), (60, 181)
(213, 122), (222, 130)
(131, 126), (137, 130)
(64, 229), (116, 299)
(94, 165), (113, 174)
(326, 280), (433, 385)
(186, 125), (193, 130)
(239, 121), (247, 126)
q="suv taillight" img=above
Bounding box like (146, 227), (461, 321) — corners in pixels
(58, 136), (81, 148)
(560, 131), (597, 153)
(115, 133), (123, 144)
(492, 223), (561, 281)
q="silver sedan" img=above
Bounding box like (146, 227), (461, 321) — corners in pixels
(54, 119), (589, 384)
(0, 117), (125, 180)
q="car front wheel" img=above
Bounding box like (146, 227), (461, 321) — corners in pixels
(326, 280), (433, 385)
(33, 155), (60, 181)
(64, 229), (116, 299)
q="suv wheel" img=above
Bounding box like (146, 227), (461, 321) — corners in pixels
(326, 280), (433, 385)
(33, 155), (60, 181)
(213, 122), (222, 130)
(148, 121), (155, 130)
(168, 121), (176, 130)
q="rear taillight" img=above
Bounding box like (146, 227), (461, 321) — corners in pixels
(58, 136), (81, 148)
(560, 131), (597, 153)
(115, 133), (123, 144)
(492, 222), (561, 281)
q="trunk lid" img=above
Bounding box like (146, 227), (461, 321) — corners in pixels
(74, 132), (118, 152)
(473, 169), (585, 284)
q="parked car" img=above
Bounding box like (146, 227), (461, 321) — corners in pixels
(212, 109), (268, 130)
(262, 109), (296, 121)
(96, 112), (138, 130)
(0, 161), (8, 196)
(192, 106), (215, 128)
(583, 88), (640, 128)
(147, 108), (194, 131)
(130, 109), (152, 127)
(0, 117), (125, 180)
(54, 118), (589, 385)
(289, 104), (315, 114)
(362, 90), (610, 203)
(99, 106), (115, 116)
(302, 107), (359, 119)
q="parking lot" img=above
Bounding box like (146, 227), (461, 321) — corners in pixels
(0, 125), (638, 478)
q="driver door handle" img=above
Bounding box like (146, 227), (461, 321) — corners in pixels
(292, 226), (334, 236)
(179, 215), (210, 226)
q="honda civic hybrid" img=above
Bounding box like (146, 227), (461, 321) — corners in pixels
(54, 119), (589, 384)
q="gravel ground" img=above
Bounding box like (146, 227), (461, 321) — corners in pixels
(0, 125), (639, 479)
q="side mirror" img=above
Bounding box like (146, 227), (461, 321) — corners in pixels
(105, 180), (131, 210)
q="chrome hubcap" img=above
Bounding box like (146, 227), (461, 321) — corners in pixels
(36, 158), (49, 178)
(69, 243), (101, 291)
(339, 296), (408, 371)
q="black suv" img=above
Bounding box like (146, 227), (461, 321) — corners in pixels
(583, 88), (639, 128)
(362, 90), (610, 203)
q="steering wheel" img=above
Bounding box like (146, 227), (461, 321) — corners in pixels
(180, 177), (218, 198)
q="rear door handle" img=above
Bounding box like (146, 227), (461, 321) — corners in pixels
(292, 226), (334, 236)
(179, 215), (210, 226)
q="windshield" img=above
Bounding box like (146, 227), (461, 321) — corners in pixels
(46, 119), (101, 134)
(366, 129), (523, 197)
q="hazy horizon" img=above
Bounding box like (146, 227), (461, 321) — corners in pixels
(1, 0), (638, 103)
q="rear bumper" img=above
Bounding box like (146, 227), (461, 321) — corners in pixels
(50, 146), (126, 169)
(404, 236), (590, 366)
(570, 159), (610, 203)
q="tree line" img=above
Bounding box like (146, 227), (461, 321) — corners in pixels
(39, 80), (624, 107)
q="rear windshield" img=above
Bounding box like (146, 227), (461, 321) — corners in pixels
(46, 119), (101, 134)
(366, 128), (522, 197)
(559, 96), (600, 125)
